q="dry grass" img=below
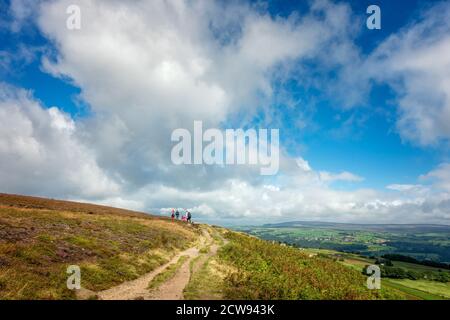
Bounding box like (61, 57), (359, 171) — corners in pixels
(183, 257), (229, 300)
(0, 193), (156, 219)
(218, 231), (403, 300)
(0, 193), (200, 299)
(147, 255), (189, 290)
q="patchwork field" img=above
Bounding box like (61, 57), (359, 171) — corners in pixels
(238, 222), (450, 262)
(237, 222), (450, 300)
(387, 279), (450, 299)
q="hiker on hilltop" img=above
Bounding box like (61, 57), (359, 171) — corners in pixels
(171, 209), (175, 221)
(187, 210), (192, 223)
(181, 213), (187, 222)
(175, 209), (180, 220)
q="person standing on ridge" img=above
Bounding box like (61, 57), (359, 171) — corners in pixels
(171, 209), (175, 222)
(175, 209), (180, 220)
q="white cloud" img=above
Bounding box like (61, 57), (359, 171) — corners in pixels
(420, 163), (450, 192)
(386, 184), (425, 192)
(34, 0), (365, 190)
(1, 82), (448, 224)
(1, 0), (450, 225)
(0, 84), (120, 198)
(8, 0), (40, 32)
(319, 171), (364, 183)
(296, 157), (313, 172)
(368, 2), (450, 145)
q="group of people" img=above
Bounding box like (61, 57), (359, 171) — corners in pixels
(171, 208), (192, 223)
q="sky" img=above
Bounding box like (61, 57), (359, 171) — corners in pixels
(0, 0), (450, 225)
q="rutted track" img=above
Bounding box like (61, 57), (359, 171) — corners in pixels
(92, 228), (223, 300)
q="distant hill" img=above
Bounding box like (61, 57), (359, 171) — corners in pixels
(0, 193), (156, 219)
(262, 221), (450, 233)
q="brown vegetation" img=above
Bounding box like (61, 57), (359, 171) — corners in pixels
(0, 193), (199, 299)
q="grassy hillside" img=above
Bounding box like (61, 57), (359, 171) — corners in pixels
(217, 232), (401, 300)
(0, 193), (200, 299)
(311, 249), (450, 300)
(0, 194), (407, 300)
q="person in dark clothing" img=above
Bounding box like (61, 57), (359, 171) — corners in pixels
(175, 209), (180, 220)
(171, 209), (175, 221)
(187, 211), (192, 223)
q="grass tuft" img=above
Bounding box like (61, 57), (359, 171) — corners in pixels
(147, 255), (189, 290)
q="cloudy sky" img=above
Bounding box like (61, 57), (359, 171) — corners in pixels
(1, 0), (450, 225)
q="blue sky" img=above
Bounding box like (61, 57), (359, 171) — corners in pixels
(1, 0), (450, 224)
(247, 0), (446, 189)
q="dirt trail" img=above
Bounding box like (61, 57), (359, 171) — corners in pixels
(147, 230), (217, 300)
(96, 246), (197, 300)
(190, 239), (220, 276)
(147, 251), (195, 299)
(95, 228), (218, 300)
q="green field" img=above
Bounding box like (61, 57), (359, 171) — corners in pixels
(309, 248), (450, 300)
(388, 279), (450, 299)
(392, 261), (450, 273)
(238, 221), (450, 301)
(237, 222), (450, 263)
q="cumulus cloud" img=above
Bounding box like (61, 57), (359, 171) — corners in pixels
(1, 0), (450, 224)
(420, 163), (450, 192)
(368, 2), (450, 145)
(34, 0), (367, 190)
(0, 84), (120, 198)
(104, 170), (450, 224)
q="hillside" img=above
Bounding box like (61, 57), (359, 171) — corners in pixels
(0, 194), (400, 300)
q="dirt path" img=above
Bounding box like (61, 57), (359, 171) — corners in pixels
(95, 229), (217, 300)
(96, 246), (199, 300)
(146, 250), (196, 300)
(181, 229), (229, 300)
(191, 241), (220, 276)
(147, 232), (217, 300)
(145, 230), (217, 300)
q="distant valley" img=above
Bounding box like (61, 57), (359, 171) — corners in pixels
(236, 221), (450, 263)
